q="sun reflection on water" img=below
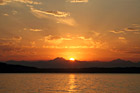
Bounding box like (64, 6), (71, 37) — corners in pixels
(68, 74), (76, 92)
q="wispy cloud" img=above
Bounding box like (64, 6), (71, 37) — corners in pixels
(124, 28), (139, 32)
(110, 30), (125, 34)
(110, 24), (140, 34)
(43, 35), (72, 44)
(0, 0), (11, 5)
(132, 24), (140, 27)
(56, 18), (76, 26)
(12, 36), (22, 41)
(67, 0), (88, 3)
(42, 11), (70, 18)
(31, 8), (70, 18)
(43, 35), (93, 44)
(0, 36), (22, 41)
(31, 7), (76, 26)
(14, 0), (41, 5)
(0, 0), (41, 6)
(0, 36), (22, 46)
(118, 37), (125, 40)
(3, 13), (9, 16)
(24, 28), (42, 32)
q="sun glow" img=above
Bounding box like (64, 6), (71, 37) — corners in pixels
(69, 58), (75, 61)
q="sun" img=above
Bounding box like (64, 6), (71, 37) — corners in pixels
(69, 58), (75, 61)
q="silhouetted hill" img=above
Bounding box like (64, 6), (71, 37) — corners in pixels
(0, 62), (39, 73)
(53, 57), (67, 62)
(5, 58), (140, 68)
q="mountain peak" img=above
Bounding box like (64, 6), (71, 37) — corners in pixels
(112, 58), (125, 62)
(53, 57), (66, 62)
(111, 58), (132, 64)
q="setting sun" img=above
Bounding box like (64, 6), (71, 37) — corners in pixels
(69, 58), (75, 61)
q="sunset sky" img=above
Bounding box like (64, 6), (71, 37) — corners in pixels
(0, 0), (140, 61)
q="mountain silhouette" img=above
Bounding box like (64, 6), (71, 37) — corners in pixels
(53, 57), (67, 62)
(5, 58), (140, 68)
(0, 62), (38, 73)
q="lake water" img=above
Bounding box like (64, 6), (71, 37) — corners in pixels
(0, 74), (140, 93)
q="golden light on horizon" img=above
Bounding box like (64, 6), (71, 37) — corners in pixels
(69, 58), (75, 61)
(0, 0), (140, 62)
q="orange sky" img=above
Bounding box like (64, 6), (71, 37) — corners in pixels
(0, 0), (140, 61)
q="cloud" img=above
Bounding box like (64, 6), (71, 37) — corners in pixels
(56, 18), (76, 26)
(0, 0), (11, 5)
(31, 8), (69, 18)
(24, 28), (42, 32)
(12, 10), (17, 15)
(67, 0), (88, 3)
(3, 13), (9, 16)
(31, 7), (76, 26)
(42, 11), (70, 18)
(43, 35), (72, 44)
(113, 47), (140, 55)
(0, 36), (22, 46)
(118, 37), (127, 43)
(132, 24), (140, 27)
(42, 45), (93, 49)
(92, 31), (101, 37)
(12, 36), (22, 41)
(2, 10), (17, 17)
(124, 28), (139, 32)
(14, 0), (41, 5)
(0, 44), (37, 59)
(0, 37), (38, 59)
(0, 36), (22, 41)
(77, 36), (92, 41)
(124, 24), (140, 33)
(110, 30), (125, 34)
(118, 37), (125, 40)
(0, 0), (41, 6)
(43, 35), (93, 43)
(40, 35), (105, 49)
(110, 24), (140, 34)
(29, 29), (42, 32)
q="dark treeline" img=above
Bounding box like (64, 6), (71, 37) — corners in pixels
(0, 62), (140, 73)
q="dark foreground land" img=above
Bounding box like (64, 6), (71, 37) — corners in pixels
(0, 62), (140, 73)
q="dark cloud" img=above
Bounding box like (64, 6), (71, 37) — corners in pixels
(124, 28), (139, 32)
(110, 24), (140, 34)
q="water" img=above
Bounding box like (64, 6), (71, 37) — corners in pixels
(0, 74), (140, 93)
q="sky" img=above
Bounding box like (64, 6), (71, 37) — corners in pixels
(0, 0), (140, 61)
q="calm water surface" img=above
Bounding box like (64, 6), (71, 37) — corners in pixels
(0, 74), (140, 93)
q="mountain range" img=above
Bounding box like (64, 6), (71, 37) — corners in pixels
(4, 57), (140, 68)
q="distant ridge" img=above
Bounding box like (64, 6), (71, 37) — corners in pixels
(4, 58), (140, 69)
(0, 62), (140, 73)
(0, 62), (38, 73)
(111, 59), (132, 63)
